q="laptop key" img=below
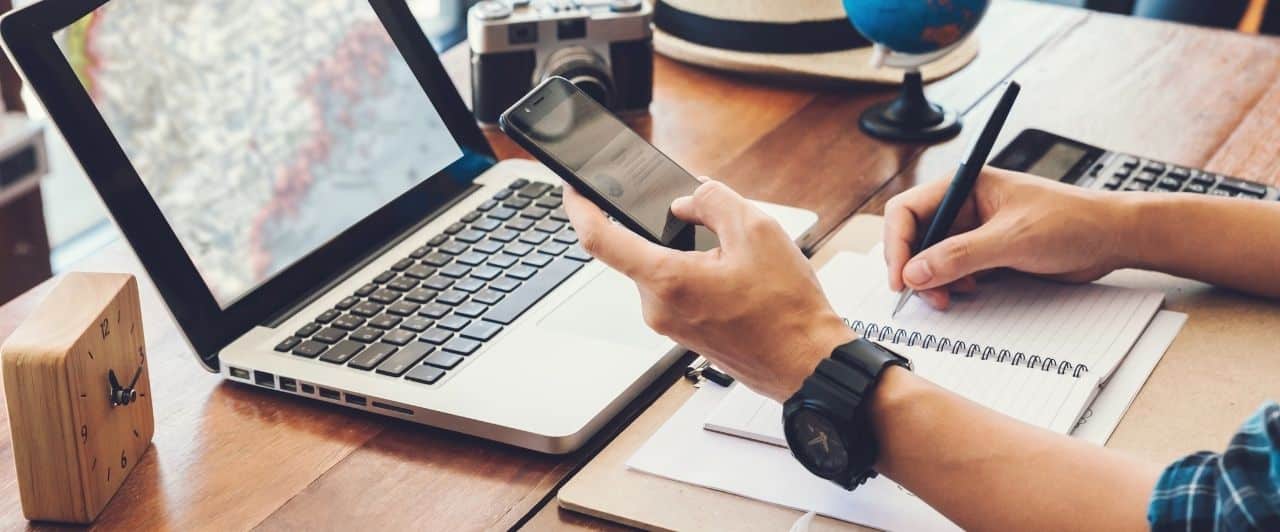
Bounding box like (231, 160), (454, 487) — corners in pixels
(335, 296), (360, 310)
(477, 199), (498, 211)
(472, 218), (501, 232)
(535, 220), (565, 233)
(489, 277), (521, 293)
(422, 252), (452, 266)
(461, 210), (482, 223)
(549, 209), (570, 223)
(493, 188), (513, 200)
(369, 289), (400, 304)
(424, 352), (465, 369)
(488, 254), (518, 269)
(489, 228), (519, 242)
(332, 314), (365, 330)
(275, 336), (302, 352)
(521, 207), (550, 220)
(439, 241), (468, 255)
(405, 365), (447, 385)
(461, 321), (503, 341)
(427, 234), (449, 246)
(387, 301), (420, 316)
(503, 243), (534, 256)
(373, 270), (396, 284)
(549, 186), (563, 197)
(366, 314), (402, 332)
(355, 283), (378, 297)
(316, 309), (341, 323)
(348, 343), (397, 370)
(487, 207), (517, 221)
(506, 265), (537, 280)
(404, 264), (435, 279)
(564, 245), (593, 262)
(400, 316), (433, 333)
(457, 252), (488, 266)
(522, 254), (553, 268)
(484, 259), (584, 325)
(320, 340), (365, 364)
(295, 322), (322, 337)
(437, 315), (470, 331)
(455, 302), (487, 318)
(519, 232), (549, 245)
(440, 263), (471, 278)
(455, 229), (486, 243)
(404, 287), (438, 303)
(313, 327), (347, 344)
(454, 278), (486, 293)
(535, 196), (562, 209)
(473, 239), (503, 254)
(506, 218), (535, 232)
(381, 329), (416, 346)
(444, 222), (466, 234)
(292, 340), (328, 358)
(350, 327), (384, 343)
(410, 246), (430, 259)
(442, 338), (482, 355)
(436, 290), (468, 306)
(419, 302), (452, 319)
(352, 302), (383, 317)
(508, 178), (530, 190)
(419, 328), (453, 344)
(470, 266), (501, 281)
(503, 197), (532, 210)
(539, 242), (569, 256)
(472, 289), (505, 305)
(388, 275), (418, 292)
(423, 275), (454, 291)
(391, 258), (415, 271)
(375, 342), (433, 376)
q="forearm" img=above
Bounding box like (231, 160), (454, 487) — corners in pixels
(870, 367), (1162, 531)
(1121, 194), (1280, 298)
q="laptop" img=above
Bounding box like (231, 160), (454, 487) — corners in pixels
(1, 0), (817, 453)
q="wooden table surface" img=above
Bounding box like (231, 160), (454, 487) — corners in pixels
(1, 1), (1278, 530)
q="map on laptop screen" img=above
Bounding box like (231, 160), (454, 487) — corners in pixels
(56, 0), (464, 307)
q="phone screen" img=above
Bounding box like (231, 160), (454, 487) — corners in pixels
(503, 79), (699, 245)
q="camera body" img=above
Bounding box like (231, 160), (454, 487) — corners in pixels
(468, 0), (654, 124)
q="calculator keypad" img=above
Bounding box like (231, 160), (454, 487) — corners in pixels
(1086, 154), (1277, 200)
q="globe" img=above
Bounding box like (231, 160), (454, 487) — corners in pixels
(843, 0), (991, 143)
(843, 0), (989, 56)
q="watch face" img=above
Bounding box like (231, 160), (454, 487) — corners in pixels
(789, 408), (849, 477)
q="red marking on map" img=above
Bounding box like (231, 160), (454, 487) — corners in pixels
(248, 22), (393, 279)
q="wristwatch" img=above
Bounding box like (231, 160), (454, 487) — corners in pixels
(782, 337), (911, 490)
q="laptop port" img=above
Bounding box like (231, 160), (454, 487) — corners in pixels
(229, 367), (251, 380)
(278, 377), (297, 393)
(372, 401), (414, 415)
(344, 393), (367, 406)
(253, 370), (275, 388)
(300, 383), (316, 394)
(318, 387), (340, 400)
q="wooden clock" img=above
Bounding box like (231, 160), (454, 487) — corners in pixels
(0, 272), (154, 523)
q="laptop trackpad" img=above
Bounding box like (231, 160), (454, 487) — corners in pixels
(539, 269), (670, 350)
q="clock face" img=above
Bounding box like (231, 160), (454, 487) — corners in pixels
(65, 299), (154, 512)
(789, 408), (849, 477)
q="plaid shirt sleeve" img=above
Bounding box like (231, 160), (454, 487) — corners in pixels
(1148, 401), (1280, 531)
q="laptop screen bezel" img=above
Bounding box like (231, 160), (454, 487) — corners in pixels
(1, 0), (496, 369)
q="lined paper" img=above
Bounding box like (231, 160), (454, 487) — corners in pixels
(705, 251), (1164, 443)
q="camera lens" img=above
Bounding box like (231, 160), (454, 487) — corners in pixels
(540, 46), (614, 108)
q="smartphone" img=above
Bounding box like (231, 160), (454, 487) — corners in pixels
(499, 77), (702, 250)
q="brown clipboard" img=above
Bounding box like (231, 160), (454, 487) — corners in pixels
(556, 214), (1280, 531)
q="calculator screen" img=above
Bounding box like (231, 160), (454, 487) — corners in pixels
(1026, 143), (1088, 181)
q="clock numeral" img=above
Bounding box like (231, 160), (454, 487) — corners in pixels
(99, 318), (109, 339)
(120, 450), (127, 469)
(80, 425), (87, 443)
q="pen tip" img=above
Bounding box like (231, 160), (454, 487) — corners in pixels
(891, 290), (913, 318)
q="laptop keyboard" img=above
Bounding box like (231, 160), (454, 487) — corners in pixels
(272, 179), (593, 386)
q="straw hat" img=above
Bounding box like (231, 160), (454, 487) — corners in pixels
(652, 0), (979, 85)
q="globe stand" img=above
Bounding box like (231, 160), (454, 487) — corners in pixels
(859, 69), (962, 143)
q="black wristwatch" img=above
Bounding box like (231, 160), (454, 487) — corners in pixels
(782, 337), (911, 490)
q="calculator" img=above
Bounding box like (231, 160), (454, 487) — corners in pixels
(990, 129), (1279, 200)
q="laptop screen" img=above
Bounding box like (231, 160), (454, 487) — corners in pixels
(56, 0), (465, 308)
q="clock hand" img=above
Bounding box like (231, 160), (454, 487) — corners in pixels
(108, 369), (122, 391)
(126, 365), (143, 390)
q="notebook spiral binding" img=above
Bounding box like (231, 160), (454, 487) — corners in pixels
(847, 320), (1090, 378)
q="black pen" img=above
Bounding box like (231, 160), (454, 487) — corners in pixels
(892, 81), (1021, 318)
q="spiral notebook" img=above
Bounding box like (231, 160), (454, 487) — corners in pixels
(705, 250), (1166, 445)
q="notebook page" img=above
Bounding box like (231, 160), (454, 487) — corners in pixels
(837, 248), (1164, 377)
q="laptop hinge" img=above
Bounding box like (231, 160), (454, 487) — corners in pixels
(261, 183), (484, 328)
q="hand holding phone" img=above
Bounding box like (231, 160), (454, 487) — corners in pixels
(499, 77), (702, 250)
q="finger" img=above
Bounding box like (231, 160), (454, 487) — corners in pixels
(902, 223), (1010, 291)
(882, 181), (953, 292)
(950, 275), (979, 294)
(919, 288), (950, 310)
(562, 184), (672, 278)
(669, 180), (753, 249)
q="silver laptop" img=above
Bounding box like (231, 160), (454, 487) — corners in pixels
(2, 0), (817, 452)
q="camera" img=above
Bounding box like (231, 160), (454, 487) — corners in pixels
(468, 0), (654, 124)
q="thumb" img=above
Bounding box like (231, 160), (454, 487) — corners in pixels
(670, 180), (749, 246)
(902, 223), (1009, 291)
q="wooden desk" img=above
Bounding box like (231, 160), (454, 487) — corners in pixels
(527, 4), (1280, 531)
(0, 1), (1274, 530)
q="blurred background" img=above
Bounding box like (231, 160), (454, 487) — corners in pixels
(0, 0), (1275, 305)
